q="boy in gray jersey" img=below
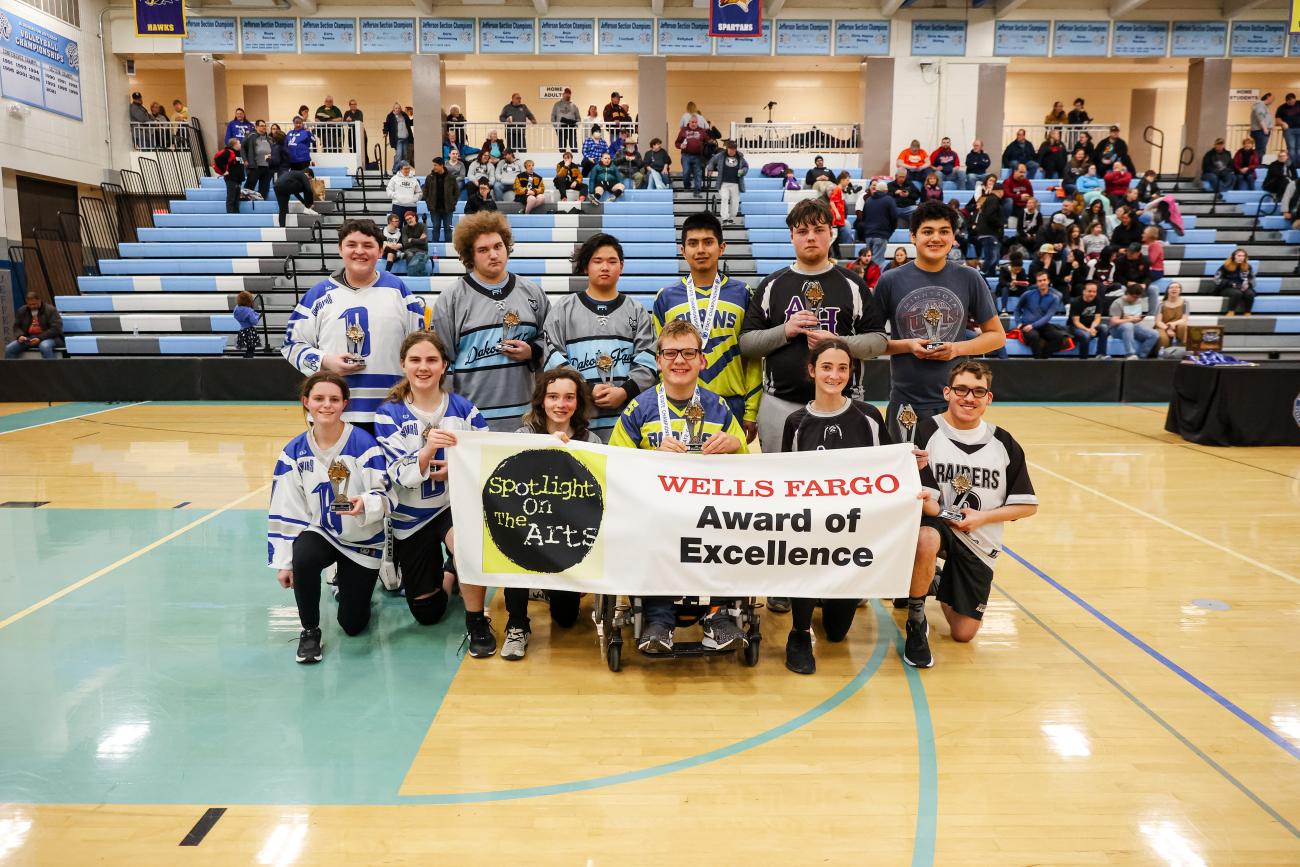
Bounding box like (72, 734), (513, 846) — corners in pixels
(431, 211), (550, 431)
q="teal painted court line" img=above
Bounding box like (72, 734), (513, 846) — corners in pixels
(0, 402), (145, 434)
(891, 615), (938, 867)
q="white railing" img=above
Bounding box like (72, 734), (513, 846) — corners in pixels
(130, 121), (195, 151)
(1225, 123), (1284, 155)
(1000, 123), (1120, 151)
(729, 122), (860, 153)
(443, 121), (637, 158)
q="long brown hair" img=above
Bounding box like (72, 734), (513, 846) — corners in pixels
(1221, 248), (1250, 273)
(384, 331), (451, 404)
(520, 368), (594, 440)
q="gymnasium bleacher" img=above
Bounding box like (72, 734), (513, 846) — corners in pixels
(44, 151), (1300, 361)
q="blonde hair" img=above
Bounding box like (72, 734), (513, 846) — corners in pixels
(685, 101), (698, 114)
(655, 317), (704, 351)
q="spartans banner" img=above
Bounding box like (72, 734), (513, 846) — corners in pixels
(447, 433), (921, 597)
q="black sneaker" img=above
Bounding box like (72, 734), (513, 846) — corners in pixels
(903, 618), (934, 669)
(785, 629), (815, 675)
(466, 615), (497, 658)
(296, 628), (322, 664)
(637, 622), (674, 654)
(700, 611), (745, 651)
(893, 597), (909, 609)
(767, 597), (791, 613)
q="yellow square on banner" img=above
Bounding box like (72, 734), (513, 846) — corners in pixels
(478, 444), (607, 580)
(1293, 0), (1300, 33)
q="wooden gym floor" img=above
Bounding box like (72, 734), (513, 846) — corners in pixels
(0, 401), (1295, 865)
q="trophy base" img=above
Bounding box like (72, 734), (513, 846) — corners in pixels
(938, 507), (964, 522)
(329, 501), (352, 513)
(686, 444), (703, 453)
(343, 356), (366, 368)
(495, 343), (512, 353)
(924, 341), (945, 350)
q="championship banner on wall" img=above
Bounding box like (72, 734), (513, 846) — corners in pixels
(448, 433), (921, 597)
(1292, 0), (1300, 33)
(710, 0), (761, 38)
(135, 0), (186, 37)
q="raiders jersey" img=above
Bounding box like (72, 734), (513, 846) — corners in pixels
(916, 415), (1037, 568)
(781, 399), (891, 452)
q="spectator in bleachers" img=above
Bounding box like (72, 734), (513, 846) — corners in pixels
(1081, 198), (1108, 235)
(679, 101), (709, 129)
(1037, 130), (1068, 180)
(707, 140), (748, 225)
(468, 150), (497, 190)
(675, 119), (707, 195)
(554, 152), (588, 202)
(499, 93), (537, 153)
(295, 105), (311, 125)
(442, 130), (462, 161)
(1274, 93), (1300, 161)
(1001, 129), (1038, 178)
(480, 130), (505, 162)
(445, 104), (467, 149)
(1215, 249), (1256, 316)
(1046, 198), (1079, 243)
(285, 117), (314, 171)
(603, 92), (633, 135)
(966, 173), (997, 216)
(1108, 284), (1159, 358)
(243, 120), (274, 201)
(643, 138), (672, 190)
(493, 150), (523, 201)
(805, 155), (836, 188)
(1075, 130), (1097, 164)
(129, 91), (150, 128)
(825, 172), (851, 259)
(848, 247), (880, 289)
(4, 291), (61, 359)
(445, 149), (467, 189)
(213, 138), (245, 215)
(884, 247), (909, 272)
(946, 197), (971, 259)
(929, 136), (964, 189)
(1081, 220), (1109, 258)
(513, 160), (546, 214)
(996, 250), (1029, 313)
(1155, 281), (1188, 350)
(1068, 98), (1092, 127)
(1087, 245), (1117, 286)
(400, 211), (430, 277)
(581, 104), (600, 140)
(1061, 244), (1085, 294)
(897, 140), (930, 186)
(148, 101), (169, 124)
(224, 108), (255, 146)
(381, 214), (404, 270)
(386, 161), (422, 220)
(856, 180), (898, 264)
(615, 138), (645, 189)
(590, 152), (626, 204)
(1233, 137), (1260, 191)
(552, 87), (580, 152)
(384, 102), (414, 173)
(1001, 163), (1033, 221)
(343, 99), (364, 155)
(1028, 244), (1066, 291)
(1017, 271), (1067, 358)
(1100, 126), (1137, 174)
(1114, 242), (1156, 315)
(464, 179), (498, 214)
(1142, 226), (1165, 283)
(423, 158), (458, 243)
(1104, 163), (1133, 208)
(607, 127), (627, 164)
(1017, 197), (1044, 250)
(888, 169), (920, 223)
(1045, 101), (1068, 127)
(171, 99), (188, 123)
(315, 95), (342, 123)
(1109, 208), (1144, 250)
(1135, 169), (1163, 202)
(275, 168), (317, 228)
(920, 173), (944, 203)
(1063, 148), (1091, 196)
(784, 169), (800, 190)
(232, 290), (261, 358)
(964, 140), (991, 191)
(1251, 92), (1274, 155)
(582, 125), (610, 174)
(314, 96), (342, 152)
(1068, 281), (1109, 360)
(1263, 150), (1295, 198)
(1076, 164), (1104, 196)
(974, 183), (1005, 276)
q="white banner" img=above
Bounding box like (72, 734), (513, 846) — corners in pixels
(447, 432), (921, 597)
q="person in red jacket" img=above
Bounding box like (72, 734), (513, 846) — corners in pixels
(1001, 163), (1033, 221)
(213, 138), (245, 214)
(826, 172), (851, 259)
(674, 118), (708, 195)
(1103, 165), (1133, 208)
(1232, 137), (1261, 191)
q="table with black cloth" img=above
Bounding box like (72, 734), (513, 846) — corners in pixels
(1165, 362), (1300, 446)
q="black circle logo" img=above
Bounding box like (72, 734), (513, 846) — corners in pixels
(482, 449), (604, 573)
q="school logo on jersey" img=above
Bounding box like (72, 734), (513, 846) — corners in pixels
(480, 447), (608, 575)
(820, 424), (843, 449)
(896, 285), (965, 344)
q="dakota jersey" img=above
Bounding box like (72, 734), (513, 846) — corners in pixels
(268, 423), (392, 570)
(281, 270), (426, 422)
(916, 415), (1037, 567)
(652, 275), (761, 421)
(544, 292), (658, 433)
(429, 273), (550, 427)
(373, 394), (488, 539)
(609, 384), (748, 452)
(781, 399), (891, 452)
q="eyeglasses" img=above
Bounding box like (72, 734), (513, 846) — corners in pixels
(949, 385), (990, 399)
(658, 348), (701, 361)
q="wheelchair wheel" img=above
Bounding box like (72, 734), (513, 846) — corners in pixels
(742, 630), (760, 667)
(607, 640), (622, 672)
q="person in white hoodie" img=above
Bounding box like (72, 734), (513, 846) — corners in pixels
(492, 149), (523, 202)
(386, 161), (423, 221)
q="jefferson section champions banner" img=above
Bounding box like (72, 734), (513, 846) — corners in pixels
(448, 433), (921, 597)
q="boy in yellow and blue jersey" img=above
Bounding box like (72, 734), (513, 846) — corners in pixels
(609, 318), (747, 654)
(652, 212), (761, 443)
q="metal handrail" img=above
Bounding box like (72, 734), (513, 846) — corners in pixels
(309, 221), (329, 272)
(253, 292), (272, 354)
(1143, 125), (1164, 176)
(284, 254), (302, 307)
(1175, 147), (1195, 193)
(1247, 192), (1279, 243)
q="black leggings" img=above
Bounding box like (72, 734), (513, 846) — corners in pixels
(393, 513), (452, 626)
(503, 587), (581, 629)
(291, 531), (378, 634)
(791, 598), (859, 641)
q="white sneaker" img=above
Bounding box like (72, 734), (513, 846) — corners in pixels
(501, 626), (530, 660)
(302, 207), (320, 216)
(1125, 354), (1139, 360)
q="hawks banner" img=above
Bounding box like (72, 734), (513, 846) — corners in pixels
(448, 432), (921, 597)
(710, 0), (762, 38)
(135, 0), (186, 37)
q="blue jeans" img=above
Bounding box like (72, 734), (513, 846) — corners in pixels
(405, 251), (429, 277)
(5, 338), (57, 359)
(1251, 129), (1271, 155)
(430, 211), (454, 243)
(1006, 160), (1039, 179)
(978, 236), (1001, 276)
(1234, 171), (1256, 191)
(1070, 324), (1110, 359)
(643, 596), (737, 628)
(863, 235), (888, 265)
(681, 154), (702, 193)
(391, 139), (410, 172)
(1113, 322), (1158, 358)
(1286, 128), (1300, 162)
(646, 169), (669, 190)
(1202, 171), (1233, 194)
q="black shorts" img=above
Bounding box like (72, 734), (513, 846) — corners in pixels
(393, 509), (454, 597)
(920, 514), (995, 621)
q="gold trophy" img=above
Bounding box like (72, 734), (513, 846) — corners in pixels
(497, 309), (522, 351)
(939, 473), (972, 522)
(803, 281), (825, 315)
(922, 305), (944, 349)
(897, 404), (919, 442)
(344, 323), (366, 367)
(327, 460), (352, 512)
(683, 398), (706, 452)
(595, 352), (615, 385)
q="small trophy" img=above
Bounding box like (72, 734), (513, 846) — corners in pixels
(595, 352), (615, 385)
(803, 281), (825, 315)
(923, 305), (944, 349)
(683, 398), (706, 453)
(344, 323), (366, 367)
(327, 460), (352, 513)
(420, 423), (433, 443)
(938, 473), (972, 522)
(496, 309), (521, 351)
(897, 404), (918, 443)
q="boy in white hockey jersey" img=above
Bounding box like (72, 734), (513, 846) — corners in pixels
(544, 233), (657, 440)
(281, 219), (426, 427)
(269, 372), (393, 664)
(430, 211), (550, 431)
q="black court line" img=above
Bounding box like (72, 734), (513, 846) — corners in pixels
(178, 807), (226, 846)
(173, 502), (191, 509)
(0, 501), (49, 508)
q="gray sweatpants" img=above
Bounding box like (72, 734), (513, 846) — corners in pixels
(756, 393), (802, 454)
